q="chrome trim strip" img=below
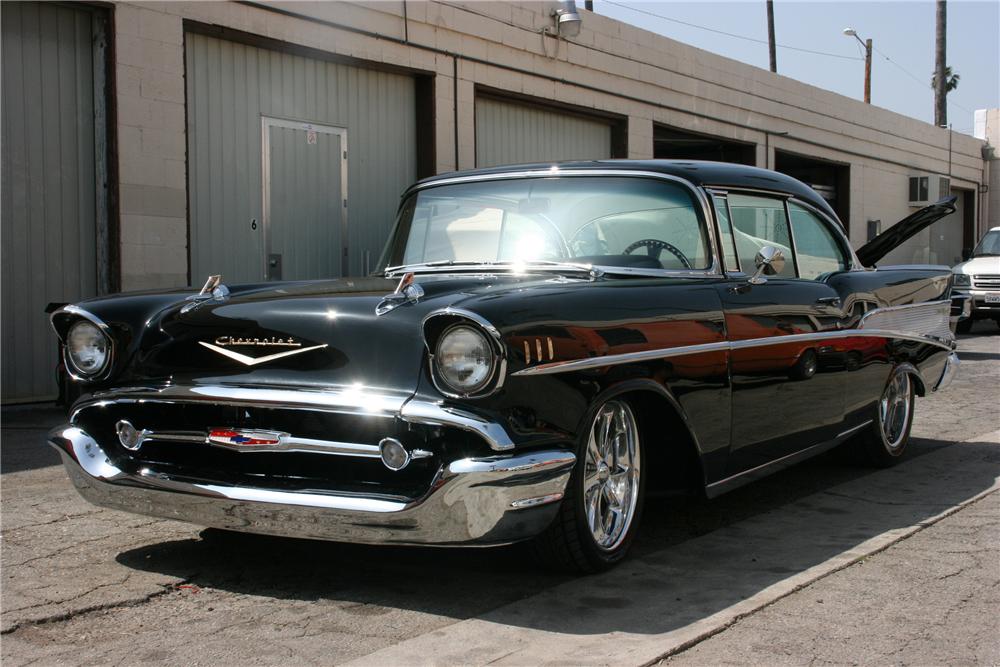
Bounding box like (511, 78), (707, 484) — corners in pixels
(48, 425), (574, 546)
(933, 352), (960, 392)
(78, 384), (410, 418)
(405, 169), (723, 278)
(399, 399), (516, 451)
(513, 340), (730, 376)
(512, 327), (955, 377)
(73, 385), (518, 453)
(707, 422), (869, 496)
(113, 424), (382, 458)
(837, 419), (874, 439)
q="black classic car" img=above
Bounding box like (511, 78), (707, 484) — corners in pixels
(50, 160), (960, 572)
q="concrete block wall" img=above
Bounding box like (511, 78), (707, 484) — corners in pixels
(106, 0), (988, 290)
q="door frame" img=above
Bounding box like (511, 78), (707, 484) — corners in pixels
(260, 116), (348, 279)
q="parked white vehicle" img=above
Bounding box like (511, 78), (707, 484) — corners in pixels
(953, 227), (1000, 333)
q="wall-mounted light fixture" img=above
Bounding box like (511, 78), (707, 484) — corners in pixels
(552, 1), (582, 38)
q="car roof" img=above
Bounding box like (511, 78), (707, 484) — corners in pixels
(411, 159), (841, 225)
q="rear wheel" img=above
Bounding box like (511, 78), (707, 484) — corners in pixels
(848, 368), (915, 467)
(533, 398), (645, 573)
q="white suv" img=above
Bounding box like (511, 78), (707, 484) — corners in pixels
(953, 227), (1000, 333)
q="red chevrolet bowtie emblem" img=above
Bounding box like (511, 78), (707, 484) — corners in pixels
(207, 429), (282, 446)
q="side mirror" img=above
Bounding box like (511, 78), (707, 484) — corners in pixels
(748, 246), (785, 285)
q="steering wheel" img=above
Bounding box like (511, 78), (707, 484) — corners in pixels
(623, 239), (692, 269)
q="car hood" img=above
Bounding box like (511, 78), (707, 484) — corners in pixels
(111, 273), (594, 390)
(856, 196), (957, 267)
(952, 256), (1000, 275)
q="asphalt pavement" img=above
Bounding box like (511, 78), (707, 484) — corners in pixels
(2, 322), (998, 665)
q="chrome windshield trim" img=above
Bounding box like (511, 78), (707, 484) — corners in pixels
(512, 327), (954, 377)
(400, 169), (723, 278)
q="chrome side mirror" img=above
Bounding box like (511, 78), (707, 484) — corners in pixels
(748, 246), (785, 285)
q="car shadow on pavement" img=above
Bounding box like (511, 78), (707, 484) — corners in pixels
(113, 435), (998, 636)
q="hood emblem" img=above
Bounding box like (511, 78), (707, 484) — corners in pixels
(199, 337), (327, 366)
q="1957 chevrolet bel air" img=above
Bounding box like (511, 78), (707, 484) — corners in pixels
(50, 160), (961, 572)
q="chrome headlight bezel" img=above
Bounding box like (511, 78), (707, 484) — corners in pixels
(57, 309), (115, 382)
(424, 311), (507, 399)
(952, 272), (971, 287)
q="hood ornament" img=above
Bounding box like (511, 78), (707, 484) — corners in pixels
(376, 272), (424, 316)
(181, 274), (231, 313)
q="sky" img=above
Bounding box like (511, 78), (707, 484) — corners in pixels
(593, 0), (1000, 136)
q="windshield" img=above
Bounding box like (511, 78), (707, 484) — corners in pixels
(378, 176), (710, 273)
(972, 229), (1000, 257)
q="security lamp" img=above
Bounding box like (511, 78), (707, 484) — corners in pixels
(842, 27), (857, 37)
(553, 1), (582, 38)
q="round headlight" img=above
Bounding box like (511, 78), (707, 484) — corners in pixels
(66, 321), (110, 377)
(434, 325), (495, 394)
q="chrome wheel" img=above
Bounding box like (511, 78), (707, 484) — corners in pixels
(879, 372), (912, 451)
(583, 400), (641, 551)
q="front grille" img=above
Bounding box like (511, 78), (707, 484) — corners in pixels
(72, 401), (486, 498)
(973, 275), (1000, 290)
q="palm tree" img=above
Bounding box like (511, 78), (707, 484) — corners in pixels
(931, 66), (961, 93)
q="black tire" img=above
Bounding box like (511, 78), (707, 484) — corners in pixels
(956, 318), (973, 334)
(848, 368), (916, 468)
(532, 398), (646, 573)
(788, 348), (818, 381)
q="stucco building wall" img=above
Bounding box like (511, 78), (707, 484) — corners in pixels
(108, 0), (987, 289)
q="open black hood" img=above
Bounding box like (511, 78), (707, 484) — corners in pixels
(856, 196), (957, 267)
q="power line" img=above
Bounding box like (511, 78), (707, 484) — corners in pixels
(600, 0), (863, 62)
(872, 45), (975, 115)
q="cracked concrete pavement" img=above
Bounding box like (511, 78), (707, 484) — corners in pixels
(2, 323), (998, 665)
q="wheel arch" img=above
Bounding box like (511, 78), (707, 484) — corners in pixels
(583, 379), (708, 495)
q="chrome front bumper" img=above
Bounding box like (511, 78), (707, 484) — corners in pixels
(49, 425), (575, 546)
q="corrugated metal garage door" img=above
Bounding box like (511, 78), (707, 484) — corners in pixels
(186, 32), (417, 281)
(1, 2), (104, 402)
(475, 96), (612, 168)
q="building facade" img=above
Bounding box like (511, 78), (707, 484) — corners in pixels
(1, 0), (993, 401)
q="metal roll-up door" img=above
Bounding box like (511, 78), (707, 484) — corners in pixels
(186, 32), (417, 281)
(1, 2), (107, 402)
(475, 96), (612, 168)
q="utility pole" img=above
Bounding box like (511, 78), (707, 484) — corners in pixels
(766, 0), (777, 73)
(934, 0), (947, 126)
(863, 37), (872, 104)
(843, 28), (872, 104)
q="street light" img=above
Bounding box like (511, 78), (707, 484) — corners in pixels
(843, 27), (872, 104)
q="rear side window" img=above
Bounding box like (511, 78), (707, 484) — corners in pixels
(788, 202), (849, 279)
(727, 194), (796, 278)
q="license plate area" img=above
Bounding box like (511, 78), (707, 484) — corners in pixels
(984, 295), (1000, 304)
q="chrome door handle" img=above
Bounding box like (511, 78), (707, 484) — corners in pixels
(816, 296), (841, 307)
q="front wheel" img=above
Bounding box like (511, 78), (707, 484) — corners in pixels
(533, 398), (645, 572)
(848, 368), (916, 467)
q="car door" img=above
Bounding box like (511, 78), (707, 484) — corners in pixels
(712, 192), (851, 476)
